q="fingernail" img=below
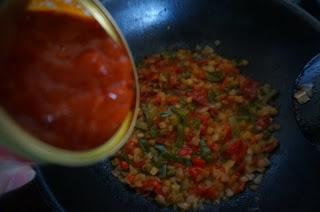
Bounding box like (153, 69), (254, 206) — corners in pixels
(4, 168), (35, 193)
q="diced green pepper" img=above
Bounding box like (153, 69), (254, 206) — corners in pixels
(185, 102), (196, 112)
(206, 71), (224, 82)
(200, 139), (213, 162)
(176, 124), (185, 149)
(171, 108), (187, 149)
(160, 111), (172, 118)
(154, 144), (168, 154)
(179, 158), (191, 166)
(192, 119), (201, 129)
(159, 128), (167, 136)
(161, 51), (176, 59)
(228, 81), (239, 89)
(236, 115), (251, 122)
(229, 116), (240, 137)
(170, 114), (180, 126)
(149, 127), (159, 138)
(135, 120), (148, 131)
(167, 167), (176, 177)
(159, 73), (167, 82)
(169, 155), (192, 166)
(263, 89), (278, 104)
(139, 139), (149, 153)
(259, 84), (279, 103)
(263, 131), (272, 140)
(233, 126), (241, 137)
(181, 71), (191, 79)
(263, 128), (275, 140)
(152, 154), (163, 167)
(119, 154), (130, 163)
(239, 105), (251, 116)
(208, 90), (217, 104)
(141, 103), (157, 125)
(159, 164), (167, 178)
(173, 108), (188, 120)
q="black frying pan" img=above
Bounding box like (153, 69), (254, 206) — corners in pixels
(34, 0), (320, 211)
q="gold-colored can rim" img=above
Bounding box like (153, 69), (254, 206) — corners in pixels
(0, 0), (139, 166)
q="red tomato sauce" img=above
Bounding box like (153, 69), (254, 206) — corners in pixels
(0, 11), (134, 151)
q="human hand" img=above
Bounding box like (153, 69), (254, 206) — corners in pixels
(0, 148), (35, 196)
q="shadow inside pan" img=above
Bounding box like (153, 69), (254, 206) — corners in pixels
(38, 0), (320, 211)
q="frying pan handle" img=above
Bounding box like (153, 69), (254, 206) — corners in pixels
(297, 0), (320, 20)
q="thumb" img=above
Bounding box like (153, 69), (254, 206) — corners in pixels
(0, 165), (35, 196)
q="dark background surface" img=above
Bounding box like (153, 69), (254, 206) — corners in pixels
(1, 0), (320, 212)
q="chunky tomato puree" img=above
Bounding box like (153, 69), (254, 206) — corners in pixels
(0, 11), (134, 150)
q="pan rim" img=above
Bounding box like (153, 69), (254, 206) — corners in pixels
(271, 0), (320, 33)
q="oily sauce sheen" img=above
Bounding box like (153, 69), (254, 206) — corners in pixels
(0, 11), (134, 150)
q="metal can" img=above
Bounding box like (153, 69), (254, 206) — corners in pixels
(0, 0), (139, 166)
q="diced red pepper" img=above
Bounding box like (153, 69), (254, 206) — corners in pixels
(223, 124), (233, 141)
(143, 179), (162, 194)
(154, 58), (167, 68)
(256, 116), (271, 130)
(210, 143), (218, 152)
(143, 179), (157, 188)
(262, 141), (278, 153)
(189, 89), (208, 106)
(153, 116), (161, 125)
(189, 144), (199, 153)
(195, 71), (206, 80)
(119, 160), (129, 170)
(237, 163), (245, 174)
(221, 96), (236, 106)
(213, 164), (226, 173)
(184, 132), (194, 143)
(226, 139), (247, 163)
(208, 107), (218, 117)
(140, 91), (156, 102)
(193, 185), (217, 200)
(171, 66), (182, 74)
(234, 181), (245, 194)
(219, 78), (228, 91)
(198, 114), (209, 137)
(188, 167), (203, 181)
(198, 114), (209, 125)
(250, 137), (258, 144)
(195, 59), (209, 66)
(174, 163), (185, 169)
(168, 74), (178, 88)
(192, 157), (206, 168)
(227, 139), (243, 156)
(240, 78), (258, 100)
(132, 161), (145, 169)
(156, 137), (166, 144)
(178, 146), (194, 157)
(153, 94), (162, 105)
(166, 95), (179, 105)
(165, 131), (177, 141)
(124, 140), (136, 154)
(200, 125), (207, 136)
(206, 187), (218, 200)
(193, 185), (206, 196)
(218, 62), (239, 74)
(145, 71), (159, 82)
(127, 174), (135, 184)
(230, 173), (240, 184)
(154, 182), (163, 195)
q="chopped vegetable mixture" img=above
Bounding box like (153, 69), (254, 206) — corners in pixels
(112, 47), (279, 210)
